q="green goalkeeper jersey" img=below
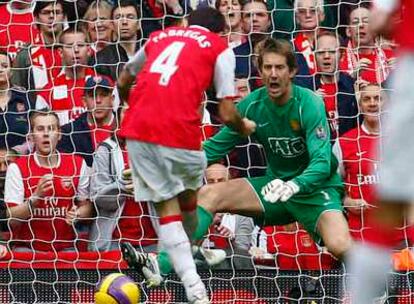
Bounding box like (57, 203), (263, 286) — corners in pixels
(204, 84), (343, 195)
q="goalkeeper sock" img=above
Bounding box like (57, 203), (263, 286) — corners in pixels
(192, 205), (213, 242)
(157, 205), (214, 275)
(158, 249), (173, 275)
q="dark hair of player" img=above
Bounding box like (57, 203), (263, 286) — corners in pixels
(256, 38), (298, 72)
(187, 7), (226, 34)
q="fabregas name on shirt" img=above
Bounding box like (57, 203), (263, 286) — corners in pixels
(152, 29), (212, 48)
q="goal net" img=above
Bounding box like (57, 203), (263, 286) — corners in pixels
(0, 0), (412, 303)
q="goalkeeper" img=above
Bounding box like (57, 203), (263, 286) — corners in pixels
(123, 38), (352, 284)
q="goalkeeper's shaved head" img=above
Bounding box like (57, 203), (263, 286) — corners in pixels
(188, 7), (226, 34)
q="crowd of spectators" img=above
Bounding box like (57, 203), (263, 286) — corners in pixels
(0, 0), (409, 270)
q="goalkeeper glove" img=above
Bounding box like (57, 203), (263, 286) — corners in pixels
(261, 179), (300, 203)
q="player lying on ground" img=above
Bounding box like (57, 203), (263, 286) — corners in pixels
(122, 37), (353, 285)
(118, 7), (256, 304)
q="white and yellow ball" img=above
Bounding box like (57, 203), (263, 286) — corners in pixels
(95, 273), (140, 304)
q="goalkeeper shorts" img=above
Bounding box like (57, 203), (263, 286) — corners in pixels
(247, 175), (343, 244)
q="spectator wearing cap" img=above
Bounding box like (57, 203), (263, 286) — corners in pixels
(35, 28), (94, 126)
(58, 75), (116, 167)
(11, 0), (66, 103)
(91, 0), (143, 81)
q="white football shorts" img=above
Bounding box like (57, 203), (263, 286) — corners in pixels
(378, 53), (414, 201)
(126, 140), (207, 203)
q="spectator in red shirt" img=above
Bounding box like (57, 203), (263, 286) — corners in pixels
(0, 0), (39, 60)
(36, 28), (94, 125)
(11, 0), (66, 103)
(58, 75), (116, 167)
(293, 0), (325, 75)
(340, 5), (395, 84)
(333, 82), (413, 245)
(4, 110), (93, 252)
(312, 31), (358, 139)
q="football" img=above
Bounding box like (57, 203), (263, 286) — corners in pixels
(95, 273), (140, 304)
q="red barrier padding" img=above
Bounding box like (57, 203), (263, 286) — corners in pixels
(0, 250), (128, 269)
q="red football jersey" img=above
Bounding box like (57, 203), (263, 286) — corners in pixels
(336, 125), (411, 242)
(0, 3), (38, 60)
(36, 68), (95, 125)
(320, 82), (338, 138)
(255, 225), (337, 270)
(120, 25), (236, 150)
(5, 153), (90, 251)
(21, 32), (62, 90)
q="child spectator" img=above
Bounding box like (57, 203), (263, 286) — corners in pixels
(5, 110), (93, 252)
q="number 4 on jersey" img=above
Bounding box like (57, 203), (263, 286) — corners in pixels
(150, 41), (185, 86)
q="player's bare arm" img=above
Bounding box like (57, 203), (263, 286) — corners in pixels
(218, 98), (256, 137)
(6, 174), (52, 221)
(117, 69), (135, 103)
(117, 46), (147, 103)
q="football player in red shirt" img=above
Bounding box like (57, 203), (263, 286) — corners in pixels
(349, 1), (414, 303)
(4, 110), (93, 252)
(118, 7), (255, 303)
